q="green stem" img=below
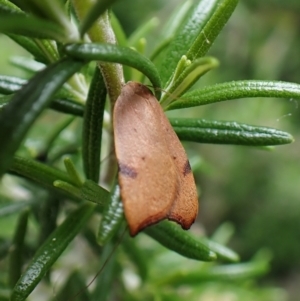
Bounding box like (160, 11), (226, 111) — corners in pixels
(72, 0), (124, 105)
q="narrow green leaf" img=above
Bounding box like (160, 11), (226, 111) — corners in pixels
(0, 71), (84, 104)
(166, 80), (300, 110)
(64, 157), (84, 187)
(0, 16), (69, 42)
(144, 221), (217, 262)
(0, 58), (85, 177)
(64, 43), (161, 98)
(82, 67), (106, 182)
(0, 75), (25, 94)
(79, 0), (119, 36)
(170, 118), (294, 146)
(202, 238), (239, 262)
(0, 0), (24, 14)
(31, 38), (60, 63)
(80, 179), (110, 207)
(186, 0), (239, 60)
(7, 35), (50, 64)
(9, 156), (76, 190)
(50, 98), (84, 116)
(0, 94), (84, 117)
(53, 180), (81, 199)
(161, 56), (219, 105)
(0, 95), (12, 109)
(47, 144), (81, 164)
(21, 0), (77, 40)
(8, 210), (29, 288)
(158, 0), (193, 42)
(0, 200), (34, 218)
(10, 203), (95, 301)
(211, 222), (235, 245)
(37, 194), (60, 245)
(150, 1), (193, 62)
(150, 37), (172, 63)
(110, 12), (127, 47)
(97, 185), (124, 246)
(9, 56), (45, 74)
(128, 17), (159, 48)
(37, 116), (74, 161)
(156, 261), (269, 286)
(159, 0), (220, 85)
(146, 220), (238, 262)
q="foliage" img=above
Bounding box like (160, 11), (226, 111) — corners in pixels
(0, 0), (298, 300)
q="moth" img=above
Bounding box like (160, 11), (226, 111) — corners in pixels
(113, 81), (198, 236)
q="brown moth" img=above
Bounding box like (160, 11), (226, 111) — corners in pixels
(113, 81), (198, 236)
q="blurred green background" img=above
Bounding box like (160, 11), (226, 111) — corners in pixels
(0, 0), (300, 300)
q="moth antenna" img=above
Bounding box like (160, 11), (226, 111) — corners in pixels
(65, 226), (128, 301)
(276, 113), (292, 122)
(101, 149), (115, 164)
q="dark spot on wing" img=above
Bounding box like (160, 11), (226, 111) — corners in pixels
(183, 160), (192, 176)
(118, 162), (138, 178)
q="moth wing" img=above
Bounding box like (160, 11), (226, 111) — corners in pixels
(158, 104), (199, 229)
(114, 82), (179, 236)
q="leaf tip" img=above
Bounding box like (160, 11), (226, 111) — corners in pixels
(208, 251), (218, 261)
